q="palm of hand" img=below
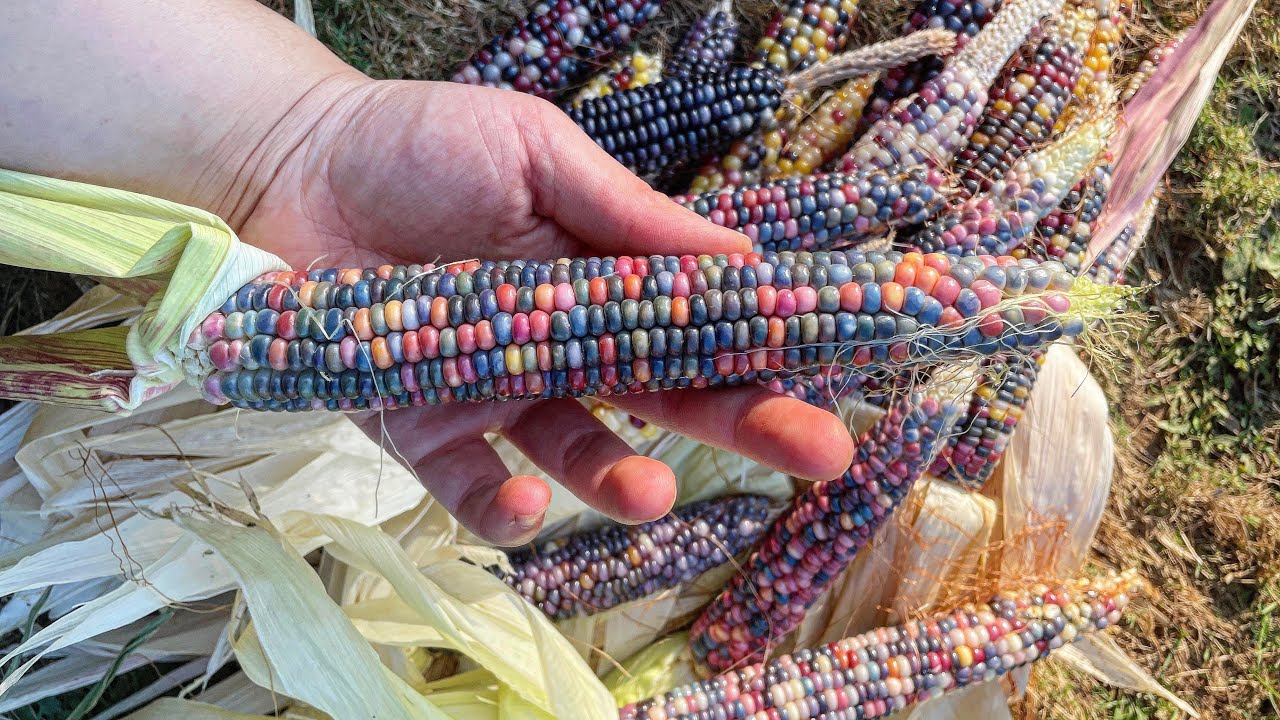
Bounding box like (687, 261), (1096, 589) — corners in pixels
(237, 79), (854, 545)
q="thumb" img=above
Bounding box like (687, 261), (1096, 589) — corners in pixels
(526, 101), (752, 258)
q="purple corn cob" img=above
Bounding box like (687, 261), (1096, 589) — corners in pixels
(664, 0), (740, 79)
(494, 494), (771, 620)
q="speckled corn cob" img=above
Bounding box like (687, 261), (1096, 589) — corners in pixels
(1119, 33), (1184, 104)
(570, 49), (663, 106)
(1058, 0), (1125, 130)
(752, 0), (861, 76)
(664, 0), (740, 79)
(1088, 197), (1158, 285)
(675, 166), (949, 252)
(838, 0), (1066, 176)
(854, 0), (1003, 138)
(1088, 224), (1132, 284)
(904, 114), (1112, 257)
(494, 494), (770, 620)
(192, 252), (1095, 412)
(771, 76), (877, 178)
(951, 3), (1095, 197)
(452, 0), (666, 99)
(1029, 160), (1112, 272)
(929, 351), (1043, 488)
(566, 67), (785, 176)
(623, 571), (1146, 718)
(685, 0), (860, 193)
(689, 393), (954, 671)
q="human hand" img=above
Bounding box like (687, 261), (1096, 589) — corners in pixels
(235, 79), (855, 545)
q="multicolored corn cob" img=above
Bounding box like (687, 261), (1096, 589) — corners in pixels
(664, 0), (740, 79)
(951, 2), (1095, 197)
(623, 571), (1147, 717)
(1119, 33), (1185, 104)
(675, 166), (949, 252)
(752, 0), (861, 76)
(1030, 160), (1112, 272)
(566, 67), (785, 176)
(771, 76), (877, 178)
(1058, 0), (1125, 130)
(904, 114), (1113, 257)
(854, 0), (1003, 138)
(570, 49), (663, 106)
(452, 0), (666, 99)
(684, 0), (861, 193)
(839, 0), (1066, 175)
(689, 393), (955, 671)
(494, 494), (771, 620)
(1088, 197), (1158, 285)
(929, 351), (1043, 488)
(191, 252), (1101, 412)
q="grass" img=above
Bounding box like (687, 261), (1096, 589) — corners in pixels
(1, 0), (1278, 717)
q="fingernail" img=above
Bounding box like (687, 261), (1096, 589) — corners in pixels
(515, 510), (544, 530)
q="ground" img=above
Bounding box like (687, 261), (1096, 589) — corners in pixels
(2, 0), (1277, 717)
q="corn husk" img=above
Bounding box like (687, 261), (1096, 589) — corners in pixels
(0, 169), (285, 410)
(1087, 0), (1257, 263)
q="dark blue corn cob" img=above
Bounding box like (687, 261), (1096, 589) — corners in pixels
(566, 67), (785, 177)
(494, 495), (771, 619)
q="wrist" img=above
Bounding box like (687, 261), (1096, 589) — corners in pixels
(212, 69), (373, 232)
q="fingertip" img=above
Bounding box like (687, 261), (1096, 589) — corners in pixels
(600, 455), (677, 523)
(793, 406), (858, 480)
(490, 475), (551, 547)
(741, 396), (856, 481)
(500, 474), (553, 517)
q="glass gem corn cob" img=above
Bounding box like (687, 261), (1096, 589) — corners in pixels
(495, 494), (771, 620)
(689, 392), (955, 671)
(452, 0), (666, 99)
(621, 571), (1147, 718)
(190, 252), (1101, 412)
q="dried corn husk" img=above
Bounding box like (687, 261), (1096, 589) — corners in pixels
(0, 169), (285, 410)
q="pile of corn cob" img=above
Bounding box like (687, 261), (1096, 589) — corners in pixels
(0, 0), (1239, 716)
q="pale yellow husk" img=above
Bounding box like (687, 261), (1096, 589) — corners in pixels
(0, 168), (286, 411)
